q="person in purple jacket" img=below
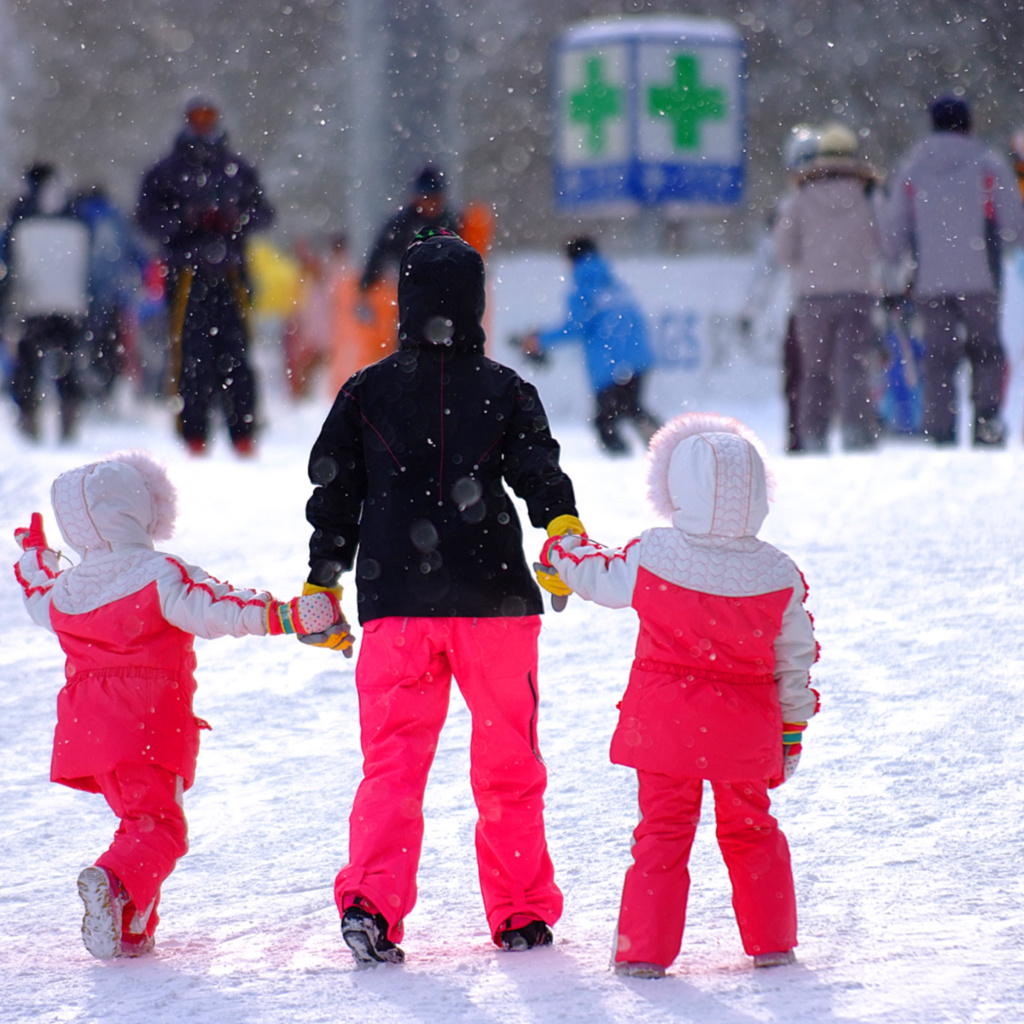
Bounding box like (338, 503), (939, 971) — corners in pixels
(882, 95), (1024, 447)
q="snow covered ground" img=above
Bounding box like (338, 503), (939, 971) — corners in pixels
(2, 327), (1024, 1024)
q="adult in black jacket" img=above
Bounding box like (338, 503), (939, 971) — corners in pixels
(358, 165), (461, 293)
(136, 97), (274, 455)
(304, 229), (581, 966)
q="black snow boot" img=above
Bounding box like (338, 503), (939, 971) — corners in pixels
(341, 906), (405, 965)
(973, 413), (1006, 448)
(499, 918), (553, 952)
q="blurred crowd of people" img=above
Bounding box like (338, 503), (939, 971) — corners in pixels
(0, 95), (492, 455)
(4, 89), (1023, 457)
(765, 93), (1024, 453)
(0, 95), (279, 450)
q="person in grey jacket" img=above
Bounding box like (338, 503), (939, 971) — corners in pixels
(773, 122), (883, 452)
(882, 95), (1024, 446)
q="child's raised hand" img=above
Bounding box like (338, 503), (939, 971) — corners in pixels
(14, 512), (48, 551)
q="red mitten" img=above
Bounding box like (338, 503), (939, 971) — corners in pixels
(14, 512), (48, 551)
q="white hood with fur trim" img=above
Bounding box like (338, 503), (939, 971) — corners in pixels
(544, 413), (818, 723)
(17, 449), (274, 638)
(646, 412), (770, 538)
(52, 450), (177, 557)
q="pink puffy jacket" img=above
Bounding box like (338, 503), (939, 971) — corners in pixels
(15, 452), (278, 793)
(545, 416), (819, 784)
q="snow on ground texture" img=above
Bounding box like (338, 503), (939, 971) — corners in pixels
(2, 369), (1023, 1024)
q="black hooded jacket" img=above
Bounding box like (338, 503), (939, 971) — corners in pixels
(306, 233), (577, 622)
(136, 128), (274, 280)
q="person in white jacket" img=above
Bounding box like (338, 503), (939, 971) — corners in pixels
(14, 449), (346, 959)
(540, 412), (819, 977)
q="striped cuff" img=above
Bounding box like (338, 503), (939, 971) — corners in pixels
(782, 722), (807, 746)
(265, 600), (297, 636)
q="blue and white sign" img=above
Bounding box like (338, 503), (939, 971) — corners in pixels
(553, 17), (746, 213)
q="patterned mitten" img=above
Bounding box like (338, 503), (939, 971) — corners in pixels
(266, 588), (341, 637)
(778, 722), (807, 786)
(295, 582), (355, 656)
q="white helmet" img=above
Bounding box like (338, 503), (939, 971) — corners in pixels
(784, 124), (820, 171)
(816, 121), (858, 158)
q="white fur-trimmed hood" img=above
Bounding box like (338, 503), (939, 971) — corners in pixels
(51, 449), (178, 556)
(645, 413), (771, 538)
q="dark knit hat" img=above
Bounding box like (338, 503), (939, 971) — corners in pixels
(565, 236), (598, 262)
(185, 94), (219, 115)
(25, 162), (56, 187)
(929, 95), (971, 134)
(411, 165), (446, 195)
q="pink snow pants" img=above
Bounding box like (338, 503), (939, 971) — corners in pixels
(615, 771), (797, 967)
(335, 615), (563, 945)
(94, 763), (189, 936)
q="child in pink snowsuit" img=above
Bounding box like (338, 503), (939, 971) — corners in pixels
(542, 413), (819, 977)
(14, 449), (344, 960)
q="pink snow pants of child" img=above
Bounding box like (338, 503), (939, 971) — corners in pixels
(615, 771), (797, 968)
(94, 763), (188, 937)
(335, 615), (563, 945)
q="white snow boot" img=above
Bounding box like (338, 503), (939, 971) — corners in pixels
(77, 866), (124, 960)
(614, 961), (666, 979)
(753, 949), (796, 968)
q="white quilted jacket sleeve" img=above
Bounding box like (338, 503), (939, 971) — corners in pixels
(774, 576), (818, 722)
(546, 534), (641, 609)
(156, 556), (276, 639)
(14, 547), (61, 632)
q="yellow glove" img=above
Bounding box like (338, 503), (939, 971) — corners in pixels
(297, 582), (355, 656)
(533, 562), (572, 598)
(546, 514), (585, 538)
(534, 514), (586, 608)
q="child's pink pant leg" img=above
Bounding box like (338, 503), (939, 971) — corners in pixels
(335, 618), (452, 942)
(94, 763), (188, 935)
(447, 617), (562, 943)
(615, 773), (798, 968)
(713, 779), (797, 956)
(615, 772), (701, 967)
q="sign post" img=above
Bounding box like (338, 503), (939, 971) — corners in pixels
(554, 17), (746, 215)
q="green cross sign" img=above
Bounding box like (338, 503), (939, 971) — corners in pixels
(555, 19), (745, 210)
(647, 53), (726, 150)
(569, 55), (623, 156)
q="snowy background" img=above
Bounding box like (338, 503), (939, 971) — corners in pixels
(3, 257), (1024, 1023)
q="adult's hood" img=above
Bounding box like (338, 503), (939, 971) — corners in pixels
(646, 413), (770, 538)
(51, 450), (177, 557)
(397, 230), (486, 353)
